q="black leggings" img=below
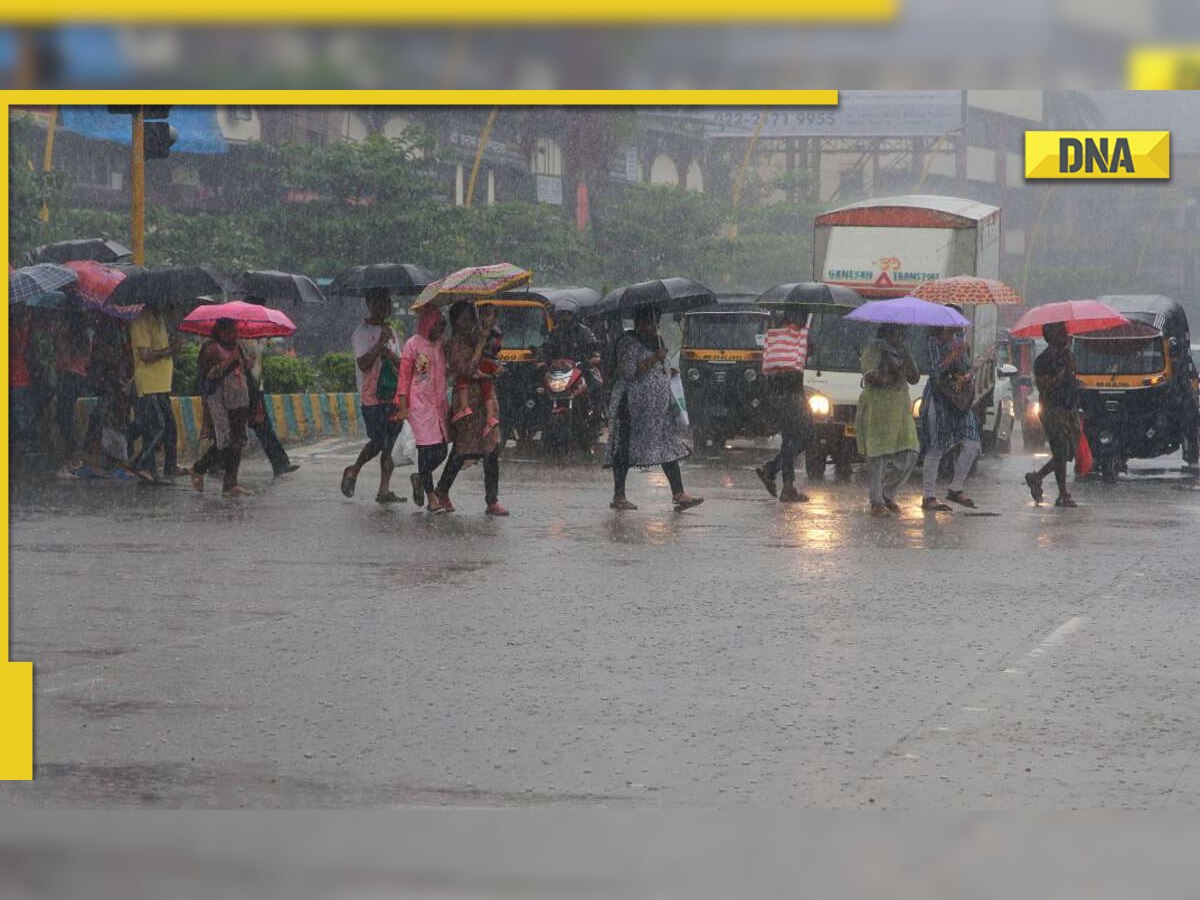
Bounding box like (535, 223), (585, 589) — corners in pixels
(417, 443), (449, 494)
(436, 449), (500, 504)
(613, 460), (684, 497)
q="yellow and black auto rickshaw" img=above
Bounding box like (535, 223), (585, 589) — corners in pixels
(679, 294), (772, 454)
(1075, 295), (1200, 480)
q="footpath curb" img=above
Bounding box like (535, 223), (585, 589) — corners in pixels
(73, 392), (363, 457)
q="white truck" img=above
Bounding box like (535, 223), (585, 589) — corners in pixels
(803, 194), (1013, 478)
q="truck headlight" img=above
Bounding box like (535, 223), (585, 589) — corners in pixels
(744, 368), (758, 382)
(687, 367), (701, 382)
(808, 393), (831, 417)
(1030, 400), (1041, 417)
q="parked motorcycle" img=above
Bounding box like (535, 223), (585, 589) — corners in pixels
(541, 357), (604, 455)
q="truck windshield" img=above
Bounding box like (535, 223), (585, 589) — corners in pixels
(1073, 337), (1165, 375)
(682, 314), (767, 350)
(806, 312), (932, 373)
(494, 306), (547, 350)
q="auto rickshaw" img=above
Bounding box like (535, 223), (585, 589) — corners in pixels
(1075, 295), (1200, 480)
(488, 287), (597, 446)
(679, 294), (772, 454)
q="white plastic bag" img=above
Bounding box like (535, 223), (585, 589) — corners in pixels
(101, 426), (129, 463)
(669, 372), (690, 428)
(392, 420), (417, 467)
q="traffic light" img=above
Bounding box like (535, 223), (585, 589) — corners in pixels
(143, 122), (178, 159)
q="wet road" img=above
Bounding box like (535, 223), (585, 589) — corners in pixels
(4, 435), (1199, 808)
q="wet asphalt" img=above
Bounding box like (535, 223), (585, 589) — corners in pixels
(3, 432), (1199, 808)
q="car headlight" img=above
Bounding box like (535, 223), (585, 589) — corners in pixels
(688, 367), (701, 382)
(1030, 400), (1041, 416)
(808, 393), (831, 417)
(744, 368), (758, 382)
(912, 397), (923, 418)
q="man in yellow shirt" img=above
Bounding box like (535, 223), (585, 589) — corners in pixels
(129, 308), (183, 481)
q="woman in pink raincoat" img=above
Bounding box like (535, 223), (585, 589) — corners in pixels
(395, 304), (451, 511)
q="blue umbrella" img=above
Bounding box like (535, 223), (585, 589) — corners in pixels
(9, 264), (78, 305)
(844, 295), (971, 328)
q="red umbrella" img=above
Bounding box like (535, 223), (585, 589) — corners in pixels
(64, 260), (145, 320)
(179, 300), (297, 339)
(1009, 300), (1129, 338)
(912, 276), (1023, 306)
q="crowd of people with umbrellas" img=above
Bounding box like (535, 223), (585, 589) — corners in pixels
(10, 239), (1139, 511)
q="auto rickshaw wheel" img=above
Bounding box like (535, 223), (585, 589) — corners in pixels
(1100, 455), (1119, 484)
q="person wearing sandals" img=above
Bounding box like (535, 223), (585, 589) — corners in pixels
(856, 323), (920, 517)
(341, 288), (405, 505)
(189, 318), (253, 497)
(920, 324), (982, 512)
(430, 301), (508, 516)
(604, 305), (703, 512)
(395, 304), (451, 513)
(1025, 322), (1081, 508)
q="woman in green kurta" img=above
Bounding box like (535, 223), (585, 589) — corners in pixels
(855, 324), (920, 516)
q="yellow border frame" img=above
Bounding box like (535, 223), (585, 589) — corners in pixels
(8, 2), (895, 24)
(1, 88), (837, 781)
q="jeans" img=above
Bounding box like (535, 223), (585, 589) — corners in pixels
(763, 395), (811, 483)
(923, 439), (980, 497)
(251, 414), (291, 474)
(417, 443), (449, 495)
(436, 449), (500, 504)
(867, 450), (918, 507)
(612, 460), (684, 498)
(10, 388), (36, 451)
(130, 393), (177, 476)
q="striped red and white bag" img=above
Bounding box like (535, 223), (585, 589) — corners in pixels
(762, 325), (809, 375)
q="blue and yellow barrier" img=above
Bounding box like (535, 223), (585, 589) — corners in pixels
(75, 392), (363, 457)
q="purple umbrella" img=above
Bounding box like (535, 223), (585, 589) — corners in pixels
(844, 295), (971, 328)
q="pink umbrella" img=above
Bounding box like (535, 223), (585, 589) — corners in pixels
(1009, 300), (1129, 338)
(178, 300), (297, 339)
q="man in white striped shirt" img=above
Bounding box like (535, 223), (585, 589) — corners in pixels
(755, 309), (812, 503)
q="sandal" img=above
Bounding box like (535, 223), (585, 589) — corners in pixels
(410, 472), (425, 507)
(132, 469), (156, 483)
(223, 485), (254, 497)
(190, 467), (204, 492)
(375, 491), (406, 504)
(1024, 472), (1044, 504)
(673, 495), (704, 512)
(340, 466), (357, 498)
(921, 497), (952, 512)
(870, 503), (892, 517)
(610, 497), (638, 510)
(1055, 495), (1078, 508)
(884, 498), (903, 514)
(945, 490), (977, 509)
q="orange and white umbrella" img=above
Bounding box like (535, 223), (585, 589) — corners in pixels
(912, 276), (1023, 306)
(410, 263), (531, 310)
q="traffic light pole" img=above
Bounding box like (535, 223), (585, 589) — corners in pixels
(131, 106), (146, 265)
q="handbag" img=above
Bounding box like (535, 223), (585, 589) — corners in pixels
(936, 371), (975, 413)
(1075, 425), (1094, 476)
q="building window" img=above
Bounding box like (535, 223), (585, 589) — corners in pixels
(531, 137), (563, 177)
(226, 106), (253, 122)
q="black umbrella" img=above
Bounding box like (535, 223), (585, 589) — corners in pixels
(755, 282), (863, 312)
(24, 238), (132, 266)
(327, 263), (437, 298)
(107, 265), (226, 308)
(235, 270), (327, 306)
(496, 286), (603, 316)
(595, 278), (716, 317)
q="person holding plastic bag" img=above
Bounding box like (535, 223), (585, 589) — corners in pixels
(603, 305), (702, 512)
(755, 308), (812, 504)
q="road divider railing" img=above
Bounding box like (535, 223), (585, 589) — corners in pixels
(75, 392), (363, 456)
